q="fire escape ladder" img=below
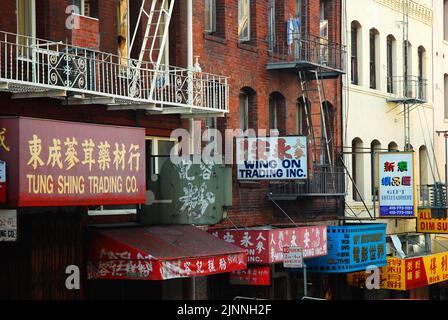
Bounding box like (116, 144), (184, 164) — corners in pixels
(129, 0), (175, 102)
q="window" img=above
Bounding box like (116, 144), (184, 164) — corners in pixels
(17, 0), (35, 58)
(238, 0), (250, 42)
(145, 137), (178, 190)
(369, 29), (379, 90)
(71, 0), (86, 15)
(418, 46), (426, 100)
(297, 98), (309, 136)
(370, 140), (381, 198)
(445, 0), (448, 41)
(419, 146), (428, 186)
(269, 93), (286, 135)
(239, 92), (249, 132)
(352, 138), (364, 201)
(388, 141), (399, 152)
(117, 0), (129, 67)
(268, 0), (275, 50)
(387, 35), (396, 94)
(205, 0), (216, 33)
(321, 101), (335, 165)
(444, 74), (448, 120)
(350, 21), (361, 85)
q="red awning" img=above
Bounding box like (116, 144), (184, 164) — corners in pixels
(87, 225), (247, 281)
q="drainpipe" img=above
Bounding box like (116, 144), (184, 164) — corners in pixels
(187, 0), (196, 300)
(187, 0), (195, 156)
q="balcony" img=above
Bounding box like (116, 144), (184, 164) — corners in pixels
(266, 33), (346, 79)
(268, 167), (346, 201)
(0, 31), (229, 115)
(387, 76), (427, 104)
(418, 184), (446, 208)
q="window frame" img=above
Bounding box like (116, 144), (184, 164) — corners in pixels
(369, 30), (377, 90)
(387, 36), (394, 94)
(239, 92), (249, 132)
(350, 24), (358, 85)
(204, 0), (217, 34)
(268, 0), (276, 50)
(145, 136), (179, 176)
(238, 0), (251, 42)
(16, 0), (36, 60)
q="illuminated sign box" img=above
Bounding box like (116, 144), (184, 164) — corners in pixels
(306, 224), (387, 273)
(0, 117), (146, 207)
(378, 152), (417, 218)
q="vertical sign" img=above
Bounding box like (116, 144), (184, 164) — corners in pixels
(0, 161), (6, 202)
(378, 152), (416, 217)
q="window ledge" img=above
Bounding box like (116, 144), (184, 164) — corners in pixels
(204, 33), (227, 45)
(237, 42), (258, 53)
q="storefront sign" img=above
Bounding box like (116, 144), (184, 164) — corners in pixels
(348, 252), (448, 290)
(229, 266), (271, 286)
(0, 117), (146, 207)
(417, 208), (448, 233)
(0, 209), (17, 241)
(236, 136), (307, 180)
(378, 152), (416, 217)
(0, 161), (6, 202)
(211, 226), (327, 264)
(283, 246), (303, 268)
(306, 224), (387, 273)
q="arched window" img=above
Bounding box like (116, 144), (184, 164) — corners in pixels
(239, 87), (257, 132)
(371, 140), (381, 197)
(369, 28), (379, 90)
(352, 137), (364, 201)
(419, 145), (429, 186)
(387, 35), (396, 94)
(269, 92), (286, 135)
(351, 21), (362, 85)
(418, 46), (426, 100)
(321, 101), (335, 164)
(297, 97), (309, 136)
(388, 141), (399, 152)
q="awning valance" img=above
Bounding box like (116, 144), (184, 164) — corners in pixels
(87, 225), (247, 280)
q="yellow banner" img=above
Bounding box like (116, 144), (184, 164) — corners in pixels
(417, 208), (448, 233)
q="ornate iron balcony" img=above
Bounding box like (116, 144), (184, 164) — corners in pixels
(0, 31), (229, 115)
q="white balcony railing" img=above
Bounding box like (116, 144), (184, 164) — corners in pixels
(0, 31), (229, 114)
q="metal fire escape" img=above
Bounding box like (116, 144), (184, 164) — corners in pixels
(267, 0), (346, 209)
(0, 0), (229, 115)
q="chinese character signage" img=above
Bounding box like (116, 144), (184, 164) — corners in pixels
(229, 266), (271, 286)
(211, 226), (327, 264)
(283, 246), (303, 268)
(306, 224), (387, 273)
(417, 208), (448, 233)
(348, 252), (448, 290)
(236, 136), (307, 180)
(0, 209), (16, 241)
(378, 152), (416, 217)
(0, 117), (146, 207)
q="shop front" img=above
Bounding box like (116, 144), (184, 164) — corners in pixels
(208, 225), (328, 300)
(0, 116), (146, 299)
(305, 224), (388, 300)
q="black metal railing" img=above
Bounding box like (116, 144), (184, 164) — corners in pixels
(418, 184), (446, 208)
(268, 33), (346, 72)
(387, 76), (427, 102)
(269, 167), (345, 197)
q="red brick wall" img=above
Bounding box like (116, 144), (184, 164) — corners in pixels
(171, 0), (343, 228)
(71, 15), (99, 49)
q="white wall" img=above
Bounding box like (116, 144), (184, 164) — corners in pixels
(342, 0), (435, 232)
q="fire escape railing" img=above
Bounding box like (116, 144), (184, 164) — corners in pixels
(268, 33), (346, 73)
(0, 31), (229, 112)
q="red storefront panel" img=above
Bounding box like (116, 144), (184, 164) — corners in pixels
(88, 225), (248, 280)
(211, 226), (328, 264)
(229, 266), (271, 286)
(0, 117), (146, 207)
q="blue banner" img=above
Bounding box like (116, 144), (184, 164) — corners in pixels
(306, 224), (387, 273)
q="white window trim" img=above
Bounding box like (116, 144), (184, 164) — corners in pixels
(238, 0), (250, 42)
(205, 0), (217, 33)
(146, 136), (179, 175)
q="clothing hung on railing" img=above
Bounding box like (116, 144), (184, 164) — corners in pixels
(287, 18), (301, 55)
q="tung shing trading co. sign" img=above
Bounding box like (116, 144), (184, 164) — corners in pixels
(236, 136), (307, 180)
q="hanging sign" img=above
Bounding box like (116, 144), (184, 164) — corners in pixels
(378, 152), (416, 218)
(236, 136), (307, 180)
(283, 246), (303, 268)
(0, 209), (17, 241)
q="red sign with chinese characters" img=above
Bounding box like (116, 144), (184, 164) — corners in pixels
(229, 266), (271, 286)
(211, 226), (328, 264)
(0, 117), (146, 207)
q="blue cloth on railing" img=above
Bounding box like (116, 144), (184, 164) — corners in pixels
(287, 18), (301, 46)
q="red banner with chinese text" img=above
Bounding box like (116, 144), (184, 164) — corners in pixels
(229, 266), (271, 286)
